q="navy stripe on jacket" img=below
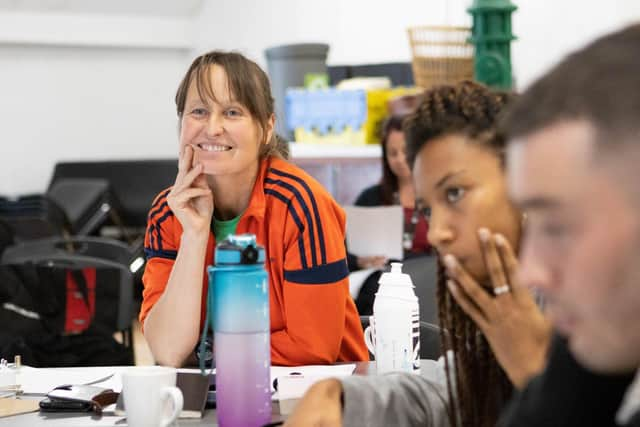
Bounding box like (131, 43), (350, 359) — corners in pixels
(148, 188), (171, 221)
(153, 210), (174, 252)
(284, 259), (349, 285)
(269, 168), (328, 265)
(144, 248), (178, 260)
(265, 176), (319, 267)
(265, 188), (309, 270)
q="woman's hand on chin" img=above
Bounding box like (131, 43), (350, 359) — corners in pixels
(168, 145), (214, 237)
(442, 228), (552, 389)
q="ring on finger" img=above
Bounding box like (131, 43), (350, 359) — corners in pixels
(493, 284), (510, 296)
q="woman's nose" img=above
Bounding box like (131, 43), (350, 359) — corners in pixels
(206, 113), (224, 137)
(427, 213), (454, 250)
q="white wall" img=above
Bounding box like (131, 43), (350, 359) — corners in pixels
(0, 45), (189, 195)
(194, 0), (640, 89)
(193, 0), (471, 66)
(512, 0), (640, 90)
(2, 0), (640, 196)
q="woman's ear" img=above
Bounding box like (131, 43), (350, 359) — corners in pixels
(264, 113), (275, 144)
(177, 115), (184, 145)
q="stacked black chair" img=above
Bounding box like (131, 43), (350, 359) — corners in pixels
(0, 195), (69, 241)
(0, 174), (141, 365)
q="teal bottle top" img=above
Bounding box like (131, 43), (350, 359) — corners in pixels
(214, 233), (266, 265)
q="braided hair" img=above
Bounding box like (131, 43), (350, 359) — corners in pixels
(404, 81), (513, 427)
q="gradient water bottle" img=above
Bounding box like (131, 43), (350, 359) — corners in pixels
(206, 234), (270, 427)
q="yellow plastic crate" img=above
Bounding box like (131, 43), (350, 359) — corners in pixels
(364, 87), (423, 144)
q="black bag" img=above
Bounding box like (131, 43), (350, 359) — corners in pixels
(0, 263), (133, 366)
(0, 263), (132, 366)
(0, 208), (133, 366)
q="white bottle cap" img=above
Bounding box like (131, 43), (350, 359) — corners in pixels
(378, 262), (414, 287)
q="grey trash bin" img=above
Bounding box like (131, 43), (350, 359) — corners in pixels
(265, 43), (329, 141)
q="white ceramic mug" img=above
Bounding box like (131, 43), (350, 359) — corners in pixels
(121, 367), (183, 427)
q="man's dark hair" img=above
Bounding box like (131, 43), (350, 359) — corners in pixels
(503, 23), (640, 146)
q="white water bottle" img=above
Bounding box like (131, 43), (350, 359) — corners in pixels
(364, 262), (420, 374)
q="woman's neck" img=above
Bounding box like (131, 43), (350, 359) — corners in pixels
(207, 162), (260, 221)
(396, 176), (415, 208)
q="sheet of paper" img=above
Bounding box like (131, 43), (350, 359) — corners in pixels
(17, 364), (353, 396)
(344, 205), (404, 260)
(17, 366), (123, 394)
(270, 363), (355, 395)
(271, 364), (355, 381)
(17, 366), (213, 395)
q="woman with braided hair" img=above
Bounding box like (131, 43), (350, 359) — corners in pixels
(284, 81), (551, 427)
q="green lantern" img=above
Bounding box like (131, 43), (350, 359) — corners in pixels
(468, 0), (517, 89)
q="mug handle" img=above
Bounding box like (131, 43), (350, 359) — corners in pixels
(364, 326), (375, 355)
(159, 386), (183, 427)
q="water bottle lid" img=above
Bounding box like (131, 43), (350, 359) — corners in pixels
(378, 262), (414, 287)
(215, 233), (266, 265)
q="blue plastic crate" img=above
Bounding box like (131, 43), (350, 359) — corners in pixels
(285, 88), (367, 134)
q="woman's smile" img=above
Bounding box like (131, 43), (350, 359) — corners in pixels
(196, 142), (232, 152)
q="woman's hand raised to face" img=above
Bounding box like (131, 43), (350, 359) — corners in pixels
(167, 145), (214, 238)
(443, 228), (552, 389)
(357, 255), (388, 270)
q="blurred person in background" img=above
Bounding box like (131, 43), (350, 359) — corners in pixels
(348, 114), (431, 314)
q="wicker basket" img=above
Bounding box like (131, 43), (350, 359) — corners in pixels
(407, 26), (474, 89)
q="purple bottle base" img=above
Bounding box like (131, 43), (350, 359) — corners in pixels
(216, 331), (271, 427)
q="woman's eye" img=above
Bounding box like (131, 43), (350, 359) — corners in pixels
(191, 108), (208, 116)
(445, 187), (465, 203)
(542, 223), (568, 238)
(421, 206), (432, 220)
(225, 109), (242, 117)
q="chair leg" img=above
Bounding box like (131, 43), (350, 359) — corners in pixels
(121, 327), (135, 364)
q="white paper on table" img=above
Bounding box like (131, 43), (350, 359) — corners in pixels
(344, 205), (404, 260)
(17, 364), (355, 407)
(16, 366), (210, 395)
(17, 366), (125, 394)
(270, 364), (355, 399)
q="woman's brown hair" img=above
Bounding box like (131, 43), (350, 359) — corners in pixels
(175, 50), (288, 159)
(404, 80), (513, 427)
(378, 115), (408, 205)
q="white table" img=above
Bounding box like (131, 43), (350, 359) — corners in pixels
(0, 365), (283, 427)
(0, 361), (443, 426)
(0, 362), (379, 426)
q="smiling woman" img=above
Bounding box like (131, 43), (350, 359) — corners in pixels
(138, 51), (368, 368)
